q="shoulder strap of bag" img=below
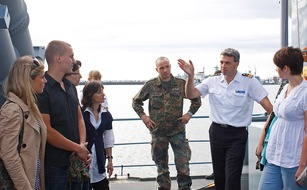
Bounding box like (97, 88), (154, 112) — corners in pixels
(2, 101), (25, 153)
(264, 79), (288, 133)
(16, 105), (25, 153)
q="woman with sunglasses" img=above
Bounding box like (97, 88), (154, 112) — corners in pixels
(0, 56), (47, 190)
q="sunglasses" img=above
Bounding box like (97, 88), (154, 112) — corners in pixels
(72, 60), (82, 72)
(31, 57), (41, 70)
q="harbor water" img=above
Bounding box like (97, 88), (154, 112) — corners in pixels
(76, 84), (280, 179)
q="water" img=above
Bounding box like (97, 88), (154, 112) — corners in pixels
(76, 84), (280, 178)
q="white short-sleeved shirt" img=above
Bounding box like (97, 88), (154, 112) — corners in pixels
(266, 80), (307, 168)
(196, 71), (268, 127)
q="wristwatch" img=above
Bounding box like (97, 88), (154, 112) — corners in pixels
(188, 112), (193, 117)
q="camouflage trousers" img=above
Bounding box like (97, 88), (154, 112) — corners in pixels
(151, 131), (192, 190)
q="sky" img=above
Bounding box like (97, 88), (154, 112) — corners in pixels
(25, 0), (282, 81)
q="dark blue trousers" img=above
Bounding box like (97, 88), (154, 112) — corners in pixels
(209, 122), (248, 190)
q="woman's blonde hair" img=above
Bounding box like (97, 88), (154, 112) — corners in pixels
(3, 55), (45, 119)
(88, 70), (102, 81)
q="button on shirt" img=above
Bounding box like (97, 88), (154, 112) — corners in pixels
(196, 71), (268, 127)
(38, 73), (80, 166)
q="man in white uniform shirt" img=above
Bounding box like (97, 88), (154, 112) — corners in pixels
(178, 48), (273, 190)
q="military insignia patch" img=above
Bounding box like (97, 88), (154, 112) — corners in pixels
(242, 73), (253, 78)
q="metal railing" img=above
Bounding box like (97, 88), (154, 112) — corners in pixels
(111, 113), (268, 177)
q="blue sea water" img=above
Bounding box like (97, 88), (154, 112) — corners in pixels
(76, 84), (280, 178)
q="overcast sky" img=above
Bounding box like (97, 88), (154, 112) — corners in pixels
(25, 0), (282, 80)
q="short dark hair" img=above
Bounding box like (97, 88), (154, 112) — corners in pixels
(273, 46), (303, 75)
(221, 48), (240, 62)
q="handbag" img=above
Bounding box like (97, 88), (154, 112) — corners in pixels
(0, 102), (24, 190)
(256, 111), (276, 171)
(297, 166), (307, 187)
(260, 113), (277, 170)
(67, 153), (90, 182)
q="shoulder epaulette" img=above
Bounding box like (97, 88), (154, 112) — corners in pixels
(242, 73), (253, 78)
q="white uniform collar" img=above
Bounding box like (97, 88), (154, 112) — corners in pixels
(220, 71), (241, 83)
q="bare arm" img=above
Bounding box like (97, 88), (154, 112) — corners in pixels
(255, 97), (273, 158)
(77, 106), (86, 144)
(41, 113), (88, 161)
(295, 111), (307, 181)
(255, 113), (274, 158)
(259, 96), (273, 114)
(178, 59), (202, 99)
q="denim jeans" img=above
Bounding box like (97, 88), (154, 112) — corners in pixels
(69, 180), (89, 190)
(258, 163), (307, 190)
(45, 165), (85, 190)
(45, 165), (68, 190)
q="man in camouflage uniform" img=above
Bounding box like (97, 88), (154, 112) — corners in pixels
(132, 56), (201, 190)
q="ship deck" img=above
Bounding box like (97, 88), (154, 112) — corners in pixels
(109, 176), (216, 190)
(106, 120), (263, 190)
(109, 168), (248, 190)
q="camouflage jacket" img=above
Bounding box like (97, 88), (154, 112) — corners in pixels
(132, 74), (201, 136)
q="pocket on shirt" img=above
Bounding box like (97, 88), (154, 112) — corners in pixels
(169, 91), (182, 109)
(231, 91), (248, 107)
(150, 92), (163, 109)
(208, 89), (223, 105)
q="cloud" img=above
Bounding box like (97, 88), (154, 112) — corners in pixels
(26, 0), (282, 80)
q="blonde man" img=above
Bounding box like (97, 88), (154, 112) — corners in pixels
(37, 40), (89, 190)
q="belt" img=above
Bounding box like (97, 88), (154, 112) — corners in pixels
(213, 122), (246, 129)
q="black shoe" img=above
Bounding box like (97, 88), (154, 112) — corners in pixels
(158, 187), (170, 190)
(205, 173), (214, 180)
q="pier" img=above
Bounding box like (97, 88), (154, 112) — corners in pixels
(79, 80), (146, 85)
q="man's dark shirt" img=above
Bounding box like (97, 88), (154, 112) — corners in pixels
(37, 73), (80, 166)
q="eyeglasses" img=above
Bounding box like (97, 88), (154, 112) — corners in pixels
(76, 60), (82, 67)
